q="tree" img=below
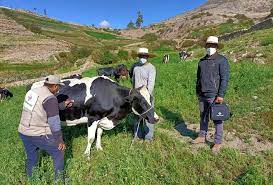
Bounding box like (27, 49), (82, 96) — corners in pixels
(127, 20), (135, 29)
(135, 11), (143, 28)
(44, 9), (47, 16)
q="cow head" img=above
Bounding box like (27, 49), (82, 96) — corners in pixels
(127, 86), (155, 124)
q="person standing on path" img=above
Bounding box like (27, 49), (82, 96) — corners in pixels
(192, 36), (230, 154)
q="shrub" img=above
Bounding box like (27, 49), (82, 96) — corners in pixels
(181, 40), (196, 48)
(100, 51), (118, 64)
(260, 37), (273, 46)
(234, 14), (249, 20)
(25, 24), (42, 34)
(91, 49), (118, 64)
(56, 46), (92, 67)
(117, 50), (129, 60)
(226, 18), (234, 24)
(130, 50), (138, 59)
(141, 33), (158, 42)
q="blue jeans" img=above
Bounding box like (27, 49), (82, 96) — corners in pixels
(19, 133), (64, 180)
(134, 118), (154, 140)
(199, 97), (223, 144)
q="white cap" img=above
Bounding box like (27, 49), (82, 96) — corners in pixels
(206, 36), (219, 44)
(137, 48), (149, 55)
(45, 75), (64, 85)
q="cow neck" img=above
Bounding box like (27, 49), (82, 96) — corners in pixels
(116, 86), (131, 98)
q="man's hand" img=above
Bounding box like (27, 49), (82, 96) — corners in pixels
(215, 96), (224, 104)
(58, 143), (66, 151)
(64, 99), (74, 108)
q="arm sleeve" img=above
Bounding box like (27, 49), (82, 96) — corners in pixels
(43, 97), (64, 143)
(218, 58), (230, 98)
(147, 66), (156, 94)
(196, 64), (201, 96)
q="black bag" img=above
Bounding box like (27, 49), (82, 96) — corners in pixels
(210, 102), (231, 121)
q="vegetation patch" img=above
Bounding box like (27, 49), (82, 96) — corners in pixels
(84, 30), (119, 40)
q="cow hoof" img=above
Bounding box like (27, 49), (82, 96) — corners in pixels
(96, 146), (103, 151)
(84, 150), (90, 156)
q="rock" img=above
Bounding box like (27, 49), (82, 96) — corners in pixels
(252, 96), (258, 100)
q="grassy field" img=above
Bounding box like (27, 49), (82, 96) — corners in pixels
(1, 50), (273, 184)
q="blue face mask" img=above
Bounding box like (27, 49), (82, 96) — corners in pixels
(139, 58), (147, 64)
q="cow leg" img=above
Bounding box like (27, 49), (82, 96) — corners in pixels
(84, 121), (99, 156)
(95, 127), (103, 151)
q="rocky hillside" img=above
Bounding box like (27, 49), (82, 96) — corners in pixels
(0, 8), (70, 63)
(121, 0), (273, 45)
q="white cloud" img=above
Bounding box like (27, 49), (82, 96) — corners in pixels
(99, 20), (110, 28)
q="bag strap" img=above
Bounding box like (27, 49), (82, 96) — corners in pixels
(204, 99), (216, 119)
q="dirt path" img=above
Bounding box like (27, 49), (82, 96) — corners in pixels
(158, 122), (273, 154)
(122, 41), (146, 49)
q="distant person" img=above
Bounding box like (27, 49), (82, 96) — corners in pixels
(192, 36), (230, 154)
(18, 75), (74, 181)
(130, 48), (156, 141)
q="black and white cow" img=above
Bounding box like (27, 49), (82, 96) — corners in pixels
(30, 76), (157, 156)
(0, 88), (13, 100)
(179, 50), (191, 61)
(163, 54), (170, 64)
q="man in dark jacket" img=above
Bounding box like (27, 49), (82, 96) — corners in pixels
(192, 36), (230, 154)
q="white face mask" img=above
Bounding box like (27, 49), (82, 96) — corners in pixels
(206, 48), (217, 56)
(139, 58), (147, 64)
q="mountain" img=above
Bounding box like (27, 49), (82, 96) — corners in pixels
(121, 0), (273, 46)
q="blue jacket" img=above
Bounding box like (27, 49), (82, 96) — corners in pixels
(196, 53), (230, 98)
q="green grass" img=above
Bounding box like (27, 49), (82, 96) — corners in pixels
(0, 62), (54, 71)
(84, 30), (119, 40)
(1, 52), (273, 184)
(1, 7), (273, 185)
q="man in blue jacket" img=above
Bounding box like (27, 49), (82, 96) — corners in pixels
(192, 36), (230, 154)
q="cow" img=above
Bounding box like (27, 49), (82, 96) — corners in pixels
(26, 74), (83, 92)
(179, 50), (191, 61)
(0, 88), (13, 100)
(62, 73), (82, 80)
(163, 54), (170, 64)
(29, 76), (156, 157)
(97, 65), (129, 82)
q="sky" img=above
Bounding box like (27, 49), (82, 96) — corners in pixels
(0, 0), (207, 29)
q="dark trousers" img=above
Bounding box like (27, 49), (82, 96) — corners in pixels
(134, 118), (154, 140)
(19, 133), (64, 179)
(199, 97), (223, 144)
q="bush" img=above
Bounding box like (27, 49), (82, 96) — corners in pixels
(117, 50), (129, 60)
(130, 50), (138, 59)
(234, 14), (249, 20)
(260, 37), (273, 46)
(91, 49), (118, 64)
(226, 18), (234, 24)
(141, 33), (158, 42)
(25, 24), (42, 34)
(100, 51), (118, 64)
(181, 40), (196, 48)
(56, 46), (92, 67)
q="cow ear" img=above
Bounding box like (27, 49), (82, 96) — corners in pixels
(135, 85), (144, 91)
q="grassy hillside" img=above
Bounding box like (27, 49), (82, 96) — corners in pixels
(0, 8), (140, 85)
(1, 45), (273, 184)
(1, 7), (273, 185)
